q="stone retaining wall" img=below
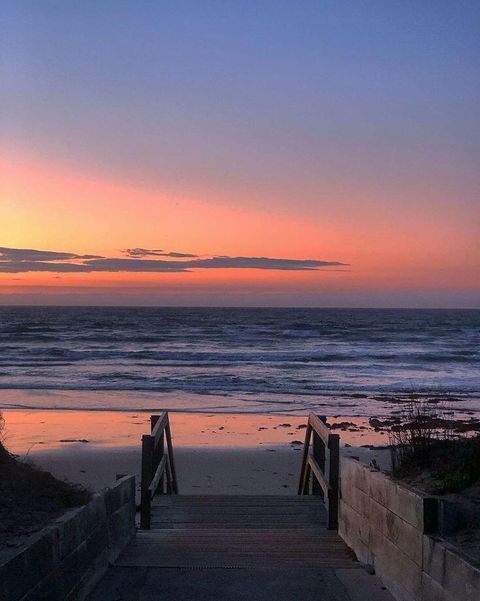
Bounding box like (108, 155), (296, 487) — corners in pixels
(338, 456), (480, 601)
(0, 475), (136, 601)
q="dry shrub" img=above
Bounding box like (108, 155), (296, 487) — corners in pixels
(0, 410), (91, 541)
(389, 397), (454, 473)
(389, 395), (480, 493)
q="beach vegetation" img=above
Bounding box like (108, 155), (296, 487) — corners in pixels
(0, 412), (91, 546)
(389, 396), (480, 494)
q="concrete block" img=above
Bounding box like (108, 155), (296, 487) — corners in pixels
(65, 548), (109, 601)
(423, 536), (480, 601)
(442, 544), (480, 601)
(339, 457), (480, 601)
(364, 496), (423, 565)
(423, 536), (446, 585)
(339, 500), (363, 544)
(340, 476), (370, 516)
(369, 526), (422, 601)
(334, 568), (396, 601)
(0, 474), (136, 601)
(85, 523), (109, 558)
(421, 572), (457, 601)
(107, 505), (136, 562)
(341, 456), (370, 494)
(367, 470), (425, 530)
(0, 529), (58, 601)
(22, 570), (64, 601)
(55, 506), (89, 560)
(341, 457), (427, 531)
(339, 500), (373, 565)
(84, 493), (108, 533)
(60, 540), (91, 598)
(104, 476), (135, 515)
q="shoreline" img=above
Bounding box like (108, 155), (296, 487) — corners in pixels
(1, 387), (479, 418)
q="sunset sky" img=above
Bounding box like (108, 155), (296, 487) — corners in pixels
(1, 1), (479, 307)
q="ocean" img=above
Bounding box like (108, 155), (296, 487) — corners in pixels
(0, 307), (478, 416)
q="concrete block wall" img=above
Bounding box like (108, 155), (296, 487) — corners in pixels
(338, 456), (480, 601)
(0, 475), (136, 601)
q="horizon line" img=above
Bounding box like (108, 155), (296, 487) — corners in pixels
(0, 304), (478, 311)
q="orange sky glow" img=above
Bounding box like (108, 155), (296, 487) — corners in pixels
(2, 2), (479, 308)
(1, 153), (478, 307)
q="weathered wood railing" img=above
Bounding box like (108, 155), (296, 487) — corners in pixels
(140, 412), (178, 529)
(298, 413), (340, 529)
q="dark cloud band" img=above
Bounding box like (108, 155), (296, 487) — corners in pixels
(0, 246), (346, 273)
(0, 247), (102, 262)
(124, 248), (198, 258)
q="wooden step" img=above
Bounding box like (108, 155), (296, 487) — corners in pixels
(117, 528), (358, 569)
(117, 496), (356, 569)
(151, 495), (327, 529)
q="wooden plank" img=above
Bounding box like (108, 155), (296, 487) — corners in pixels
(309, 413), (330, 445)
(150, 412), (168, 446)
(297, 423), (312, 494)
(165, 453), (173, 493)
(302, 462), (311, 494)
(148, 455), (166, 496)
(153, 495), (325, 504)
(150, 495), (328, 531)
(138, 530), (341, 540)
(150, 496), (327, 508)
(165, 421), (178, 494)
(122, 492), (360, 574)
(151, 498), (326, 507)
(116, 526), (358, 569)
(150, 519), (326, 526)
(140, 433), (154, 529)
(312, 430), (325, 497)
(150, 516), (327, 524)
(150, 507), (326, 515)
(150, 506), (327, 516)
(119, 558), (356, 565)
(328, 432), (340, 530)
(308, 455), (330, 498)
(155, 431), (165, 494)
(150, 516), (326, 523)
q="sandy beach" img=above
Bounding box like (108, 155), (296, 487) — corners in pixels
(1, 410), (391, 496)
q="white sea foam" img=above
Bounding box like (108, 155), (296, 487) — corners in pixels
(0, 307), (478, 414)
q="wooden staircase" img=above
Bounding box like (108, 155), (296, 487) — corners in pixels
(117, 495), (357, 569)
(87, 413), (394, 601)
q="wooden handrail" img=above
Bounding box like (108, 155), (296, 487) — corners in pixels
(298, 413), (340, 530)
(165, 421), (178, 494)
(141, 412), (178, 529)
(148, 455), (167, 497)
(307, 455), (330, 497)
(308, 413), (331, 445)
(151, 412), (168, 445)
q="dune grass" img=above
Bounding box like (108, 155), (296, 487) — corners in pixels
(389, 397), (480, 494)
(0, 412), (91, 545)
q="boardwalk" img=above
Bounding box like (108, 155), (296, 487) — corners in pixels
(88, 495), (393, 600)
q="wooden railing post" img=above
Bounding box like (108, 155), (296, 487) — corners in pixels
(298, 413), (341, 530)
(165, 421), (178, 494)
(141, 434), (153, 529)
(140, 412), (179, 530)
(327, 433), (340, 530)
(298, 423), (312, 494)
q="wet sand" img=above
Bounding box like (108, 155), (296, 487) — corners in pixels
(1, 410), (391, 494)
